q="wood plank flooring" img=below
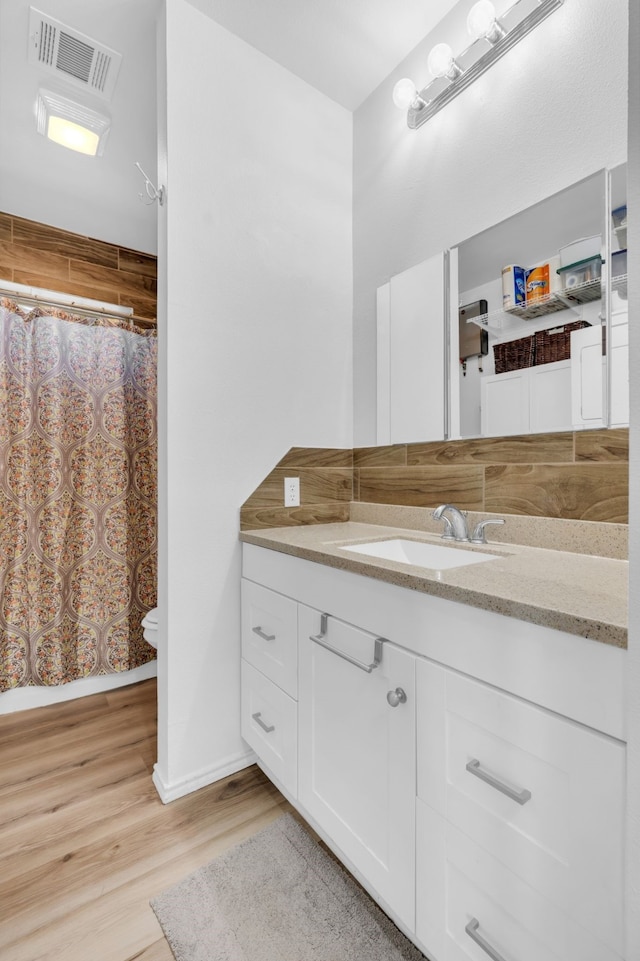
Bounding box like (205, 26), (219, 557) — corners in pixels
(0, 678), (291, 961)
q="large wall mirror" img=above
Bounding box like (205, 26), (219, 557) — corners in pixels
(377, 163), (628, 444)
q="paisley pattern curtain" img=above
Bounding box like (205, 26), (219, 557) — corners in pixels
(0, 299), (157, 691)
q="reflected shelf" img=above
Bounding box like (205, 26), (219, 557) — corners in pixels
(466, 275), (611, 342)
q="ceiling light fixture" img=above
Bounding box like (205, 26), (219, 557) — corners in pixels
(393, 0), (563, 130)
(36, 88), (111, 156)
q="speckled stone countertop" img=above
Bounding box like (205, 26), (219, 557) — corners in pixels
(240, 516), (628, 648)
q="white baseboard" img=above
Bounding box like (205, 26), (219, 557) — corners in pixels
(0, 660), (157, 715)
(152, 747), (257, 804)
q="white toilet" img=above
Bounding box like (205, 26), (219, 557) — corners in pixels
(141, 607), (158, 649)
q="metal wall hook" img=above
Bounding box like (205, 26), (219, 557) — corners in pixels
(134, 161), (165, 206)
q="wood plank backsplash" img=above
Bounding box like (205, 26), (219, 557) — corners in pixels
(0, 212), (157, 326)
(240, 447), (353, 530)
(241, 429), (629, 530)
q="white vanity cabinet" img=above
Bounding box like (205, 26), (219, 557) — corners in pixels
(298, 605), (417, 931)
(240, 543), (626, 960)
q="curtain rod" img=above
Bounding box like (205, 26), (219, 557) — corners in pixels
(0, 279), (134, 322)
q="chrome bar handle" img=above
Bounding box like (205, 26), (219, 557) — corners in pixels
(252, 712), (275, 733)
(252, 626), (275, 641)
(310, 613), (385, 674)
(466, 758), (532, 805)
(465, 919), (509, 961)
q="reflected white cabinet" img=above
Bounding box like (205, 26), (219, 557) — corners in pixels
(377, 252), (446, 444)
(298, 606), (416, 932)
(570, 314), (629, 429)
(481, 360), (572, 437)
(610, 299), (629, 427)
(571, 324), (605, 428)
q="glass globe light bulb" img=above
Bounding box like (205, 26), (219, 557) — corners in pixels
(427, 42), (455, 79)
(467, 1), (497, 39)
(393, 78), (420, 110)
(467, 0), (505, 43)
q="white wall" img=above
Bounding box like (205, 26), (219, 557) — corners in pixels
(353, 0), (629, 444)
(154, 0), (353, 800)
(0, 0), (159, 255)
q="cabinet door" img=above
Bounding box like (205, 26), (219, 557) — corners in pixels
(241, 579), (298, 697)
(610, 320), (629, 426)
(417, 659), (624, 956)
(241, 660), (297, 798)
(382, 252), (446, 443)
(298, 605), (416, 932)
(528, 360), (572, 433)
(480, 369), (529, 436)
(571, 324), (604, 427)
(416, 800), (621, 961)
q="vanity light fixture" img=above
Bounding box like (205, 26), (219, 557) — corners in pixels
(393, 0), (563, 129)
(36, 88), (111, 156)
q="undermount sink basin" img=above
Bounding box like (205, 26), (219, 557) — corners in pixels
(340, 538), (499, 570)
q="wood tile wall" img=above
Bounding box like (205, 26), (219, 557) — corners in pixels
(0, 212), (157, 326)
(355, 429), (629, 524)
(241, 429), (629, 530)
(240, 447), (353, 530)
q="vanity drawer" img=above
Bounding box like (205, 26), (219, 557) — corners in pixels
(241, 659), (297, 798)
(241, 579), (298, 696)
(416, 658), (624, 955)
(415, 799), (621, 961)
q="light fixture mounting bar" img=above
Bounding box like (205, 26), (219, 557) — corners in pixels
(408, 0), (563, 129)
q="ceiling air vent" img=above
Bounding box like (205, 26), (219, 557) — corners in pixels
(28, 7), (122, 101)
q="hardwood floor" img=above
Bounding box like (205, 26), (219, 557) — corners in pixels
(0, 678), (291, 961)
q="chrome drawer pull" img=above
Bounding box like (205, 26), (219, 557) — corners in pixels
(466, 758), (532, 805)
(310, 613), (385, 674)
(252, 626), (275, 641)
(252, 712), (275, 733)
(465, 919), (509, 961)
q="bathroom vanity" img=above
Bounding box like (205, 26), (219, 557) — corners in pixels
(239, 518), (627, 961)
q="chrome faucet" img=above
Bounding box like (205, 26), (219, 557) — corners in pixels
(432, 504), (469, 542)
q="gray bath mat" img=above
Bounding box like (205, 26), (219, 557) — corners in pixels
(151, 813), (425, 961)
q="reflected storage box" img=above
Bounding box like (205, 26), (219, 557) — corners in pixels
(612, 248), (627, 279)
(556, 255), (602, 291)
(612, 206), (627, 248)
(559, 235), (601, 266)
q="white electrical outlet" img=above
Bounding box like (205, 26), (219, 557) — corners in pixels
(284, 476), (300, 507)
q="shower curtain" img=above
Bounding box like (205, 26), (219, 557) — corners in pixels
(0, 299), (157, 691)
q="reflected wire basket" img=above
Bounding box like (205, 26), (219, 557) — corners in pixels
(493, 321), (590, 374)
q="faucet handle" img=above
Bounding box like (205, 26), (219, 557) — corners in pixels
(439, 516), (455, 540)
(470, 518), (505, 545)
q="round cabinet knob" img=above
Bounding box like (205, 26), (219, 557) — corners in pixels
(386, 687), (407, 708)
